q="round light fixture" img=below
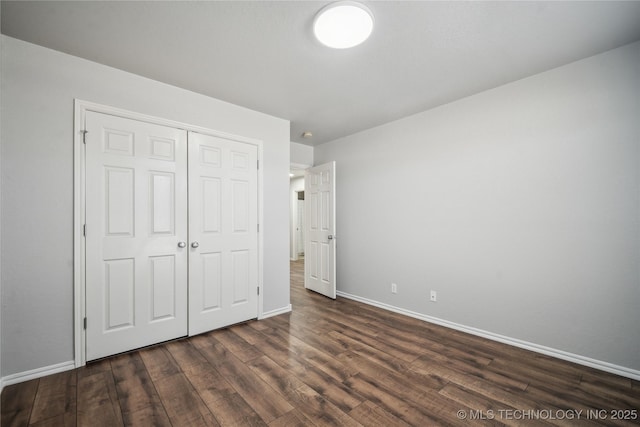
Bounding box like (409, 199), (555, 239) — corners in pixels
(313, 1), (374, 49)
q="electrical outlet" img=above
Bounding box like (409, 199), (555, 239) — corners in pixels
(430, 290), (437, 302)
(391, 283), (398, 294)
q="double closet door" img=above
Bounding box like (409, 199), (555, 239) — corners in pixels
(85, 112), (258, 361)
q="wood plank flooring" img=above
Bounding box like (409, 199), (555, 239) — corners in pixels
(3, 259), (639, 426)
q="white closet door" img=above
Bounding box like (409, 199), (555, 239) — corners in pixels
(188, 132), (259, 335)
(85, 112), (188, 361)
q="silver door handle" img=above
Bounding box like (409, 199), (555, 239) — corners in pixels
(177, 241), (186, 248)
(328, 235), (333, 240)
(191, 241), (199, 248)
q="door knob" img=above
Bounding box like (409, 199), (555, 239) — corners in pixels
(328, 235), (333, 240)
(191, 241), (200, 248)
(177, 241), (186, 248)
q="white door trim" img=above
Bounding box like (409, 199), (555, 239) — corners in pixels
(73, 99), (264, 367)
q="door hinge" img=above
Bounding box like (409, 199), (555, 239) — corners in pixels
(257, 286), (260, 296)
(257, 224), (260, 232)
(81, 130), (88, 144)
(83, 224), (86, 237)
(83, 317), (87, 330)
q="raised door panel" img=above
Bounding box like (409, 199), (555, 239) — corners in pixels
(321, 243), (330, 284)
(103, 128), (134, 156)
(105, 167), (135, 237)
(306, 176), (319, 283)
(231, 250), (250, 305)
(321, 190), (330, 231)
(202, 178), (221, 234)
(104, 258), (135, 331)
(150, 172), (175, 235)
(149, 255), (176, 321)
(231, 180), (249, 233)
(308, 242), (318, 280)
(309, 192), (318, 231)
(231, 150), (249, 170)
(319, 182), (332, 286)
(200, 145), (222, 168)
(201, 252), (222, 312)
(149, 137), (175, 161)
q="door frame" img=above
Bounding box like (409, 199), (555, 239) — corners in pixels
(291, 190), (304, 262)
(295, 191), (305, 256)
(73, 99), (264, 367)
(289, 163), (310, 261)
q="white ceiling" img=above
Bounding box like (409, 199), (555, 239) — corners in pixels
(2, 1), (640, 146)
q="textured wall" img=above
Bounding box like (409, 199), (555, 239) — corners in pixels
(316, 42), (640, 372)
(1, 36), (290, 377)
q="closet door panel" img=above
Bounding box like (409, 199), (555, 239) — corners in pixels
(188, 132), (258, 335)
(85, 112), (188, 361)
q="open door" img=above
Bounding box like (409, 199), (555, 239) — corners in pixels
(304, 162), (336, 299)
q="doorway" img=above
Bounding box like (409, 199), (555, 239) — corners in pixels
(289, 168), (307, 261)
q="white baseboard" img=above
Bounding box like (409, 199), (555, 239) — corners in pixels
(1, 360), (76, 390)
(260, 304), (292, 320)
(0, 304), (292, 390)
(337, 291), (640, 381)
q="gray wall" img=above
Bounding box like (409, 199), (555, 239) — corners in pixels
(315, 41), (640, 371)
(0, 36), (291, 377)
(290, 142), (313, 166)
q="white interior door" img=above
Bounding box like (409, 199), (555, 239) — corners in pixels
(188, 132), (259, 335)
(85, 112), (188, 361)
(304, 162), (336, 299)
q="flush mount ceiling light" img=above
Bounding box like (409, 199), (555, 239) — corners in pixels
(313, 1), (374, 49)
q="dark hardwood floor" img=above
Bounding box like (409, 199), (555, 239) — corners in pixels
(2, 259), (639, 426)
